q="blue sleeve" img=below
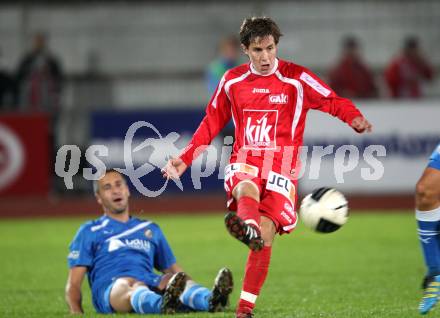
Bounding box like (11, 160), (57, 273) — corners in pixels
(67, 224), (94, 268)
(429, 144), (440, 161)
(428, 144), (440, 170)
(153, 224), (177, 271)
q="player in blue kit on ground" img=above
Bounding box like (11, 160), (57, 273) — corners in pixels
(416, 144), (440, 315)
(65, 169), (233, 314)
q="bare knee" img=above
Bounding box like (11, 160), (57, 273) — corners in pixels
(233, 181), (260, 202)
(416, 179), (439, 211)
(260, 216), (276, 246)
(110, 278), (142, 313)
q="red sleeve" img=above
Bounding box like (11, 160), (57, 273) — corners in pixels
(299, 69), (362, 126)
(179, 75), (232, 166)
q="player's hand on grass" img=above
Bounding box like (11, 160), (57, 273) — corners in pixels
(351, 116), (372, 133)
(157, 273), (174, 291)
(161, 157), (187, 180)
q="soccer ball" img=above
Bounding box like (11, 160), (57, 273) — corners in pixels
(299, 187), (348, 233)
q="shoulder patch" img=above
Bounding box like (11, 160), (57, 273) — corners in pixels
(300, 72), (331, 97)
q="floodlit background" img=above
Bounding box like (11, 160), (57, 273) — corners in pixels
(0, 1), (439, 317)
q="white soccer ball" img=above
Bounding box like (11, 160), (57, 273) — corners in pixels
(299, 187), (348, 233)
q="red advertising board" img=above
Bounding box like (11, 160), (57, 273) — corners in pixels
(0, 113), (50, 196)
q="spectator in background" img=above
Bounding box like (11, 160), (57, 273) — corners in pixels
(0, 47), (15, 109)
(15, 32), (63, 112)
(328, 36), (377, 99)
(385, 36), (434, 98)
(206, 35), (240, 94)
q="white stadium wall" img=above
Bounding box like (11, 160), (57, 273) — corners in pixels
(0, 1), (439, 75)
(301, 101), (439, 194)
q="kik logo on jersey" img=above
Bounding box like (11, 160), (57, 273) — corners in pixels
(243, 109), (278, 150)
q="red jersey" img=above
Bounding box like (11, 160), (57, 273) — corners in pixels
(180, 58), (362, 178)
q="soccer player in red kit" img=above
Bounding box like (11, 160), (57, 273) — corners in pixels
(162, 17), (372, 318)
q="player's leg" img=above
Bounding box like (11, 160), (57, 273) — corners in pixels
(108, 278), (139, 313)
(178, 267), (234, 312)
(160, 272), (190, 314)
(236, 216), (276, 318)
(416, 167), (440, 211)
(224, 165), (265, 250)
(236, 174), (298, 318)
(109, 273), (187, 314)
(233, 180), (261, 228)
(225, 180), (264, 251)
(209, 267), (234, 312)
(416, 164), (440, 314)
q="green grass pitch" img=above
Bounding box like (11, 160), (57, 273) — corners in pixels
(0, 212), (428, 317)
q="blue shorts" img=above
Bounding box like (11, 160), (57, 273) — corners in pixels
(93, 281), (116, 314)
(428, 144), (440, 171)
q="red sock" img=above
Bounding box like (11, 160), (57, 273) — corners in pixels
(237, 196), (260, 228)
(237, 246), (272, 314)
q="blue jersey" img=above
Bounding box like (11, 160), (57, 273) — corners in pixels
(428, 143), (440, 170)
(67, 215), (176, 311)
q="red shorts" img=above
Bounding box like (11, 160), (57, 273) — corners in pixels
(224, 163), (298, 234)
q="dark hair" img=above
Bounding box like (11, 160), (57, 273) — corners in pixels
(343, 35), (359, 50)
(93, 168), (125, 194)
(404, 36), (419, 51)
(239, 17), (283, 48)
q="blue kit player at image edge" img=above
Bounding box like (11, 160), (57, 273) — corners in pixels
(416, 143), (440, 315)
(428, 144), (440, 170)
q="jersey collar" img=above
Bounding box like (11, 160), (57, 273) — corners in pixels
(250, 58), (279, 76)
(103, 213), (133, 225)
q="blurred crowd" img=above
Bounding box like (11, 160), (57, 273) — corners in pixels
(0, 32), (63, 113)
(208, 34), (435, 101)
(329, 35), (434, 99)
(0, 32), (436, 114)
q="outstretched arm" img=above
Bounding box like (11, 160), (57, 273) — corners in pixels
(300, 69), (372, 134)
(65, 266), (87, 314)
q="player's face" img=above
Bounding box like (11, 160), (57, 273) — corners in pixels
(96, 172), (130, 215)
(243, 35), (277, 75)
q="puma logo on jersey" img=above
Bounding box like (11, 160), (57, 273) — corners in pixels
(243, 110), (277, 149)
(269, 93), (288, 104)
(252, 88), (270, 94)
